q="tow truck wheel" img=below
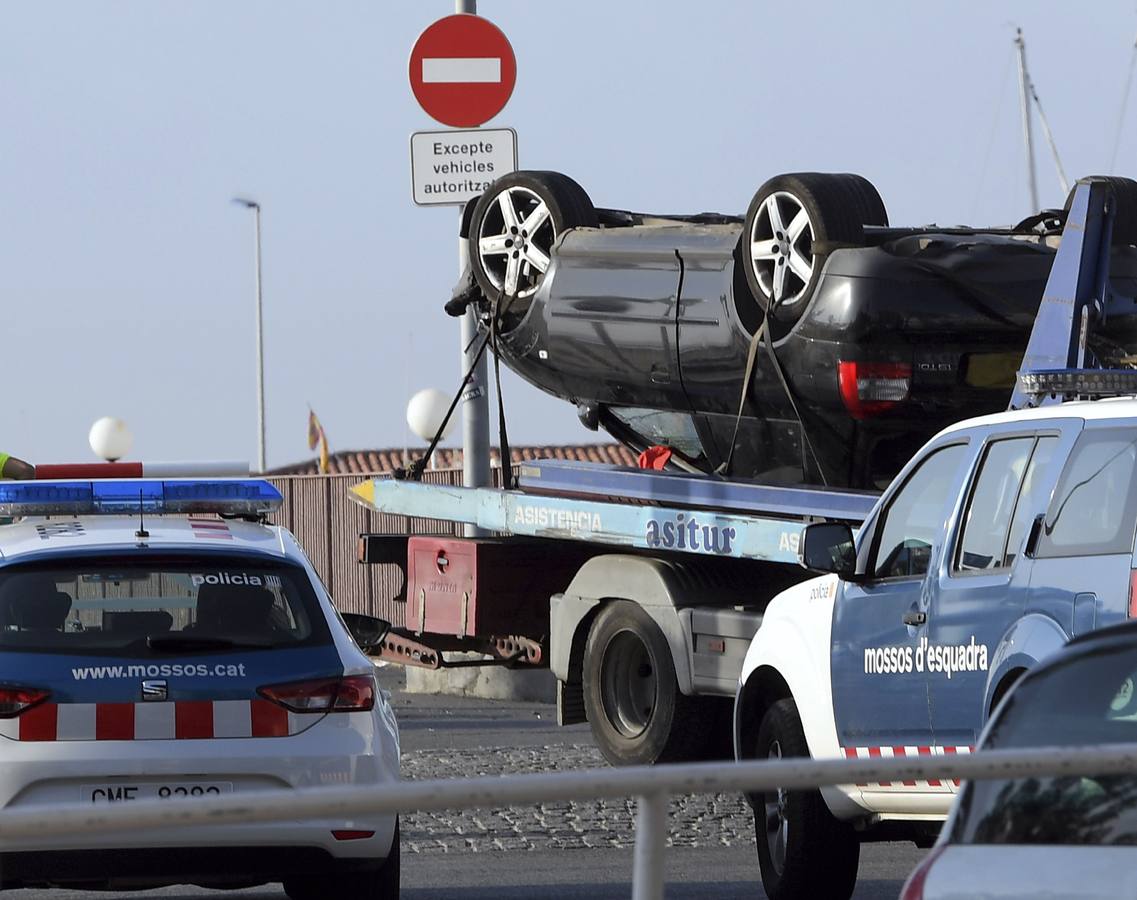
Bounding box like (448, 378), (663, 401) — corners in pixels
(739, 173), (869, 336)
(468, 171), (599, 305)
(582, 600), (710, 765)
(754, 699), (858, 900)
(283, 820), (400, 900)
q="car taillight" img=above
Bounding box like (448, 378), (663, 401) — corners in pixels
(838, 361), (912, 419)
(332, 830), (375, 841)
(1129, 570), (1137, 618)
(0, 685), (50, 718)
(898, 846), (945, 900)
(258, 675), (375, 713)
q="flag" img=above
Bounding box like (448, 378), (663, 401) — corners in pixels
(307, 408), (329, 474)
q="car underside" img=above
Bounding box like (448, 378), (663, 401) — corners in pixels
(450, 171), (1137, 490)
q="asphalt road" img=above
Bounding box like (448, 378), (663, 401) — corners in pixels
(8, 666), (926, 899)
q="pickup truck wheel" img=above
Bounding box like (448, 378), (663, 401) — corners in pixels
(284, 820), (399, 900)
(739, 173), (867, 334)
(754, 699), (858, 900)
(583, 600), (709, 765)
(468, 171), (598, 302)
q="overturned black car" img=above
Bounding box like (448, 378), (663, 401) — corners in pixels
(452, 170), (1137, 489)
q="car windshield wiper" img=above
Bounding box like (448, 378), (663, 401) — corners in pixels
(146, 635), (274, 652)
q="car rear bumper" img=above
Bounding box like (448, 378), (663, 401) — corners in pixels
(0, 843), (393, 889)
(0, 709), (400, 862)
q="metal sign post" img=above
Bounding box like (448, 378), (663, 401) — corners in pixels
(457, 0), (487, 537)
(408, 0), (518, 536)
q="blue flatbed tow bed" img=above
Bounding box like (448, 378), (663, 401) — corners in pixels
(350, 459), (877, 565)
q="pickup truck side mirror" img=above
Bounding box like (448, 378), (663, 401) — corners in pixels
(342, 613), (391, 652)
(799, 522), (858, 579)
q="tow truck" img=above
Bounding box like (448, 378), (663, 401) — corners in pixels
(351, 176), (1137, 779)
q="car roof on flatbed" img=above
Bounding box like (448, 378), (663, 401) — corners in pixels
(0, 516), (292, 564)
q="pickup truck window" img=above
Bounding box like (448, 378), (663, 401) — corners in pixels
(871, 443), (968, 579)
(1001, 436), (1059, 566)
(1039, 428), (1137, 558)
(955, 437), (1034, 573)
(954, 436), (1059, 573)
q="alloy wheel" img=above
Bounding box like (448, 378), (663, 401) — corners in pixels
(749, 191), (815, 309)
(476, 186), (557, 298)
(764, 739), (789, 876)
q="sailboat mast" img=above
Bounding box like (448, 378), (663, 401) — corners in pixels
(1015, 27), (1040, 214)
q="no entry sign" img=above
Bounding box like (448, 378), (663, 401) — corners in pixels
(409, 14), (516, 128)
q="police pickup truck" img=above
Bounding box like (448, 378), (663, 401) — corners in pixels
(734, 174), (1137, 900)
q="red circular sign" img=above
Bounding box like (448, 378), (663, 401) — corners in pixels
(409, 14), (516, 128)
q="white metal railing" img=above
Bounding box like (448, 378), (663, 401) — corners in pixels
(4, 745), (1137, 899)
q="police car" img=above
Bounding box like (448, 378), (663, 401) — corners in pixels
(734, 391), (1137, 900)
(0, 476), (400, 897)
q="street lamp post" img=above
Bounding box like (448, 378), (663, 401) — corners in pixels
(232, 197), (267, 473)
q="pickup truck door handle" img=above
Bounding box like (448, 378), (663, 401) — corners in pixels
(902, 611), (927, 627)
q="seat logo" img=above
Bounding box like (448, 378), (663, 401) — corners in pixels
(141, 679), (168, 702)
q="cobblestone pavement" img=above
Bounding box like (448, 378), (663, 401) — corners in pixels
(400, 743), (754, 855)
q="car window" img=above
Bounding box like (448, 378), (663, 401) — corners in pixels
(1038, 428), (1137, 558)
(950, 645), (1137, 846)
(0, 557), (329, 655)
(608, 407), (707, 462)
(954, 437), (1034, 573)
(871, 443), (968, 579)
(1000, 436), (1059, 567)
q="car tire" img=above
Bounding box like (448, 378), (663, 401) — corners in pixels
(753, 698), (858, 900)
(835, 173), (888, 227)
(739, 173), (869, 333)
(582, 600), (711, 765)
(283, 820), (400, 900)
(1063, 175), (1137, 246)
(467, 171), (599, 305)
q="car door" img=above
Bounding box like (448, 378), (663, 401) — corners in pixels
(538, 227), (686, 409)
(1024, 422), (1137, 668)
(831, 440), (972, 785)
(924, 422), (1077, 763)
(675, 232), (809, 483)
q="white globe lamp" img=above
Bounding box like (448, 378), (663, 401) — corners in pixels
(406, 389), (454, 442)
(89, 417), (133, 463)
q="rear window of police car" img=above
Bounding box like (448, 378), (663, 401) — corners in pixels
(1037, 427), (1137, 558)
(0, 557), (330, 655)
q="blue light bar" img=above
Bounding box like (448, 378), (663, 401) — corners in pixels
(1017, 368), (1137, 401)
(0, 479), (283, 517)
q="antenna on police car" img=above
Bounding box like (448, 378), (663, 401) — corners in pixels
(135, 489), (149, 541)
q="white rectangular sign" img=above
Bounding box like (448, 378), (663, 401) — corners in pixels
(410, 127), (517, 207)
(421, 57), (501, 84)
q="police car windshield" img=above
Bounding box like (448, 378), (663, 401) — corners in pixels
(951, 644), (1137, 846)
(0, 558), (326, 656)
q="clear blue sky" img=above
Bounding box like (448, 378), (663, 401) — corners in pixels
(2, 0), (1134, 468)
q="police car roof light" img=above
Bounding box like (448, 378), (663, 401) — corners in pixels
(0, 479), (283, 517)
(1017, 368), (1137, 400)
